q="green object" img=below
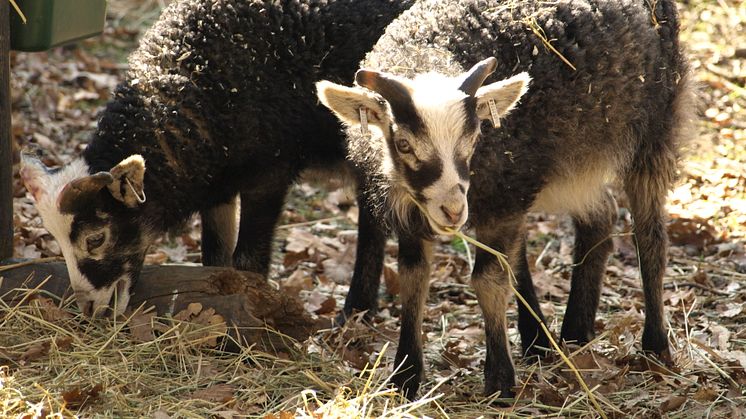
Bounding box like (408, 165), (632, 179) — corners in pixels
(10, 0), (107, 52)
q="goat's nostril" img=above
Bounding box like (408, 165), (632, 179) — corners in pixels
(440, 205), (464, 224)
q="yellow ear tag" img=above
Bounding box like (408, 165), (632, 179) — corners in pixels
(359, 107), (370, 137)
(488, 99), (500, 128)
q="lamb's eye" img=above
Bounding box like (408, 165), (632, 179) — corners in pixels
(396, 139), (412, 154)
(86, 233), (105, 252)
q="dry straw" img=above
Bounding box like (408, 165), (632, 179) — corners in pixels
(8, 0), (26, 23)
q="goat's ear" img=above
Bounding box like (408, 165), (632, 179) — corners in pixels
(57, 172), (113, 214)
(108, 155), (146, 207)
(19, 153), (50, 202)
(316, 80), (391, 131)
(475, 72), (531, 124)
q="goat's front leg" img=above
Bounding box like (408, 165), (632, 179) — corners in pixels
(391, 233), (433, 400)
(473, 220), (525, 398)
(201, 194), (240, 267)
(233, 178), (291, 276)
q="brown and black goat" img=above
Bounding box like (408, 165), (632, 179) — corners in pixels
(318, 0), (693, 399)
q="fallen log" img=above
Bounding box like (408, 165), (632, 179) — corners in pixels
(0, 261), (316, 350)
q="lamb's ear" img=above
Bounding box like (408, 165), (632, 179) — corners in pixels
(19, 153), (50, 202)
(58, 172), (113, 214)
(108, 155), (146, 207)
(316, 80), (391, 131)
(475, 72), (531, 126)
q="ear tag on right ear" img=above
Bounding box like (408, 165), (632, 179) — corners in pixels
(359, 107), (370, 137)
(488, 99), (500, 128)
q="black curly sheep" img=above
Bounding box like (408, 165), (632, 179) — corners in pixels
(318, 0), (693, 398)
(20, 0), (413, 316)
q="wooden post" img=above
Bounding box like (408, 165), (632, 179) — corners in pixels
(0, 0), (13, 261)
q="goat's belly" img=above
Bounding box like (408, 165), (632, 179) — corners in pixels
(529, 166), (615, 218)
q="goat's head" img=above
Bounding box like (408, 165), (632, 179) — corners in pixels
(20, 154), (150, 316)
(317, 58), (530, 234)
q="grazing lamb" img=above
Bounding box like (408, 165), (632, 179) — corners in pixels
(318, 0), (692, 398)
(19, 0), (414, 316)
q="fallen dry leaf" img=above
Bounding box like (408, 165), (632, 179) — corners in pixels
(282, 268), (314, 297)
(717, 302), (743, 318)
(30, 297), (73, 323)
(188, 383), (235, 403)
(174, 302), (203, 321)
(659, 394), (687, 413)
(128, 311), (157, 342)
(20, 341), (50, 364)
(693, 386), (719, 402)
(62, 383), (103, 410)
(304, 290), (336, 315)
(383, 264), (400, 296)
(667, 216), (718, 249)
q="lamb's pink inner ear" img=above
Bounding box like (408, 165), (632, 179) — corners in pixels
(19, 164), (47, 202)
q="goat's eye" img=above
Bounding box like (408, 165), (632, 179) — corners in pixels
(396, 139), (412, 154)
(86, 233), (105, 252)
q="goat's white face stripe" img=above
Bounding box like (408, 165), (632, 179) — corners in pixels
(24, 160), (95, 294)
(21, 159), (131, 315)
(404, 74), (474, 231)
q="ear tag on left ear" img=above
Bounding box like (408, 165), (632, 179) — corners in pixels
(125, 177), (147, 204)
(359, 107), (370, 137)
(488, 99), (500, 128)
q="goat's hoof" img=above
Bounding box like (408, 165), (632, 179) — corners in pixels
(522, 343), (552, 361)
(484, 385), (516, 404)
(642, 330), (669, 358)
(391, 371), (421, 401)
(332, 310), (374, 328)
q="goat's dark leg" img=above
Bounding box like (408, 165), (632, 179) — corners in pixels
(473, 219), (525, 398)
(233, 182), (290, 276)
(560, 190), (617, 346)
(625, 175), (670, 356)
(515, 237), (549, 358)
(337, 194), (386, 323)
(200, 195), (239, 267)
(391, 233), (433, 400)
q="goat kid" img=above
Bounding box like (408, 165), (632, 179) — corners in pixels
(19, 0), (413, 317)
(318, 0), (692, 399)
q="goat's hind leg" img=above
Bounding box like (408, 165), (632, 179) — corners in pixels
(625, 173), (671, 357)
(560, 189), (617, 346)
(233, 180), (291, 276)
(337, 194), (386, 324)
(201, 195), (240, 266)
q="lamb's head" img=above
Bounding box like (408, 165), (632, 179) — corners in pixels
(317, 57), (530, 234)
(20, 154), (150, 316)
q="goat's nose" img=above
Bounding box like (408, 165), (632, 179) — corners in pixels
(440, 204), (464, 224)
(82, 301), (94, 317)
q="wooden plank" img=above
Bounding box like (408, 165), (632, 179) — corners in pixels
(0, 0), (13, 260)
